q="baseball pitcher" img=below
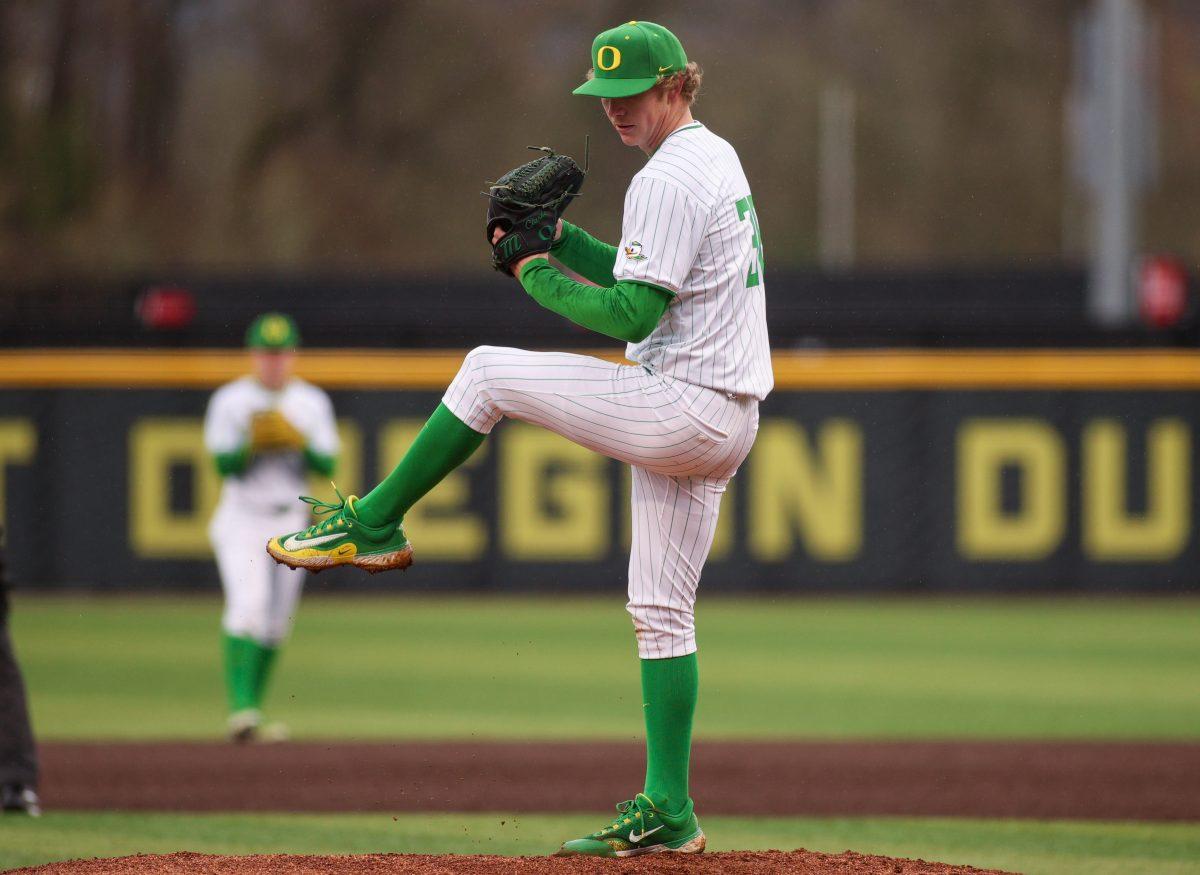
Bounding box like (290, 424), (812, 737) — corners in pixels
(206, 313), (339, 742)
(268, 21), (770, 856)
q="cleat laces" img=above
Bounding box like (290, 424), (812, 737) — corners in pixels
(295, 484), (352, 538)
(595, 796), (654, 837)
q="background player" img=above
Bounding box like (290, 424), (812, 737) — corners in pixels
(268, 20), (770, 856)
(206, 313), (339, 742)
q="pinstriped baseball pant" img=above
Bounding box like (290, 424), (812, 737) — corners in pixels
(443, 346), (759, 658)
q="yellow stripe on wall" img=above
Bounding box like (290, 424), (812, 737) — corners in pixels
(771, 350), (1200, 389)
(0, 349), (1197, 390)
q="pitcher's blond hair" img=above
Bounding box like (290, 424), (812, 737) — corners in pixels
(583, 61), (704, 105)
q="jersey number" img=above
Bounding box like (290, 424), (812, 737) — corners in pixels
(735, 195), (764, 288)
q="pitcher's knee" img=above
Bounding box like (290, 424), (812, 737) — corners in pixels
(461, 345), (509, 372)
(626, 602), (697, 659)
(445, 346), (510, 433)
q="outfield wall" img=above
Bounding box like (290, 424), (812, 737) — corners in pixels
(1, 350), (1197, 592)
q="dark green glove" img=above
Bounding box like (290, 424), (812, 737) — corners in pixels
(487, 147), (585, 275)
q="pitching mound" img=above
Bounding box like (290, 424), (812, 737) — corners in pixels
(11, 851), (1014, 875)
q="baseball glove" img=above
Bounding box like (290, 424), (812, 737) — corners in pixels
(249, 410), (305, 452)
(486, 146), (585, 275)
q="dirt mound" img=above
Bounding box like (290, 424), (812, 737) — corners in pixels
(10, 851), (1015, 875)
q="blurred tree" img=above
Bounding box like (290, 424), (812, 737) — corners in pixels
(1, 0), (97, 233)
(0, 0), (1195, 279)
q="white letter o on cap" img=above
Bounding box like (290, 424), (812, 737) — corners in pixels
(597, 45), (621, 71)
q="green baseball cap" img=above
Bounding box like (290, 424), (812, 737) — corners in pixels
(245, 312), (300, 350)
(573, 21), (687, 98)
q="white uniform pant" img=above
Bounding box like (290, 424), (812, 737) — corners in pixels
(210, 500), (309, 646)
(443, 347), (759, 658)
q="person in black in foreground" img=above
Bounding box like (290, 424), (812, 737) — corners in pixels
(0, 527), (40, 816)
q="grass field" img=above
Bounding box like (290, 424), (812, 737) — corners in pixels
(12, 594), (1200, 740)
(3, 812), (1199, 874)
(8, 594), (1199, 874)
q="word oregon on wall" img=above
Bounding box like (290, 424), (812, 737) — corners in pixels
(0, 350), (1196, 591)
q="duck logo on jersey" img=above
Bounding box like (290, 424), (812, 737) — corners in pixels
(624, 240), (648, 261)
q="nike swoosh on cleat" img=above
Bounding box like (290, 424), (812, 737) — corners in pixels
(282, 531), (349, 551)
(628, 824), (665, 843)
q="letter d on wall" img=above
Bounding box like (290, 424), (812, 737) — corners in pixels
(129, 419), (221, 559)
(957, 419), (1066, 561)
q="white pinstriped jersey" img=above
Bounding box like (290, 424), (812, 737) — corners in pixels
(614, 122), (773, 400)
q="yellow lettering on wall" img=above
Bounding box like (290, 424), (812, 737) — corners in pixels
(0, 419), (36, 525)
(748, 420), (862, 561)
(957, 419), (1065, 560)
(500, 424), (607, 561)
(306, 419), (363, 498)
(619, 466), (734, 560)
(708, 479), (734, 560)
(379, 419), (487, 560)
(129, 419), (221, 558)
(1083, 418), (1191, 561)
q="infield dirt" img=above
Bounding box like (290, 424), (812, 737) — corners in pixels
(12, 850), (1016, 875)
(39, 739), (1200, 820)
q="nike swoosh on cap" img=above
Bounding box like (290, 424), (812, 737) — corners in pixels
(282, 531), (349, 551)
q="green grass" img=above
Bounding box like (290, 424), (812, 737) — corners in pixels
(2, 812), (1199, 874)
(11, 595), (1200, 740)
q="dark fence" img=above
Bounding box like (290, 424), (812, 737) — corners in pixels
(1, 350), (1195, 592)
(3, 268), (1194, 349)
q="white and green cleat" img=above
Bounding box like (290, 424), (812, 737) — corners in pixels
(266, 488), (412, 575)
(553, 793), (706, 858)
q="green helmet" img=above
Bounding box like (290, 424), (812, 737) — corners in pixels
(573, 21), (688, 99)
(245, 312), (300, 350)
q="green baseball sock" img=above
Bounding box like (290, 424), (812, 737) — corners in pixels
(222, 633), (258, 713)
(355, 402), (486, 526)
(251, 643), (279, 707)
(641, 652), (698, 817)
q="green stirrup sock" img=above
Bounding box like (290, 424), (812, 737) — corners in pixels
(355, 402), (486, 526)
(248, 642), (278, 708)
(641, 652), (698, 817)
(222, 634), (258, 714)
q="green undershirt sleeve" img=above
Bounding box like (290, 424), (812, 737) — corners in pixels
(519, 260), (671, 344)
(550, 220), (619, 287)
(303, 448), (337, 478)
(214, 446), (335, 478)
(213, 447), (250, 477)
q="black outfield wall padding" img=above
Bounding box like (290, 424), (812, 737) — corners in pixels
(1, 349), (1196, 592)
